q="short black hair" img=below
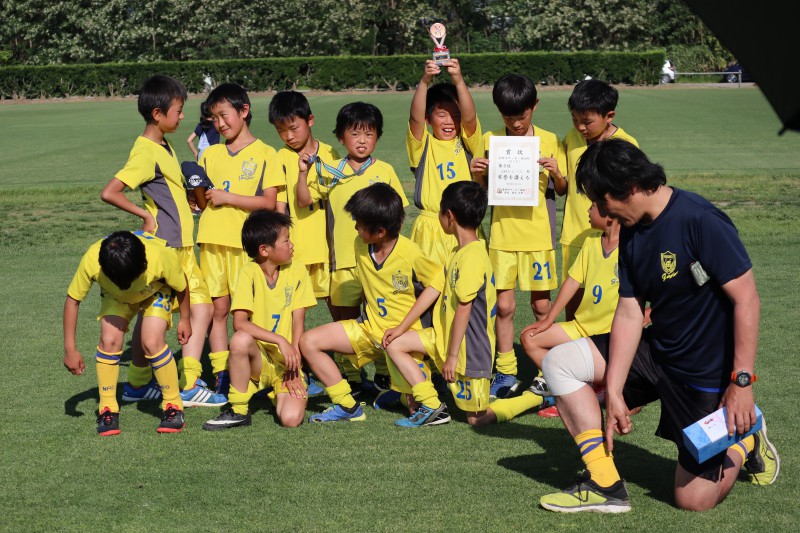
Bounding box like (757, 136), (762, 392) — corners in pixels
(568, 79), (618, 116)
(99, 232), (147, 290)
(492, 74), (537, 116)
(268, 91), (312, 125)
(440, 181), (487, 230)
(200, 101), (212, 119)
(206, 83), (252, 125)
(241, 210), (292, 259)
(333, 102), (383, 139)
(138, 75), (187, 124)
(576, 139), (666, 204)
(344, 183), (404, 238)
(425, 83), (459, 117)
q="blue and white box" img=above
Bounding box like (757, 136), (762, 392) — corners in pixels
(683, 405), (763, 463)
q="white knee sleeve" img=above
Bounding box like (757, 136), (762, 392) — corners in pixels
(541, 338), (595, 397)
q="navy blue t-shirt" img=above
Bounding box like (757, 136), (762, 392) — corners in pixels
(618, 188), (752, 388)
(193, 122), (221, 146)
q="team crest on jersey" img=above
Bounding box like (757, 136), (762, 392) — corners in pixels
(612, 262), (619, 284)
(392, 271), (409, 293)
(660, 251), (678, 281)
(454, 138), (463, 156)
(449, 266), (459, 288)
(139, 284), (156, 296)
(240, 158), (258, 181)
(284, 286), (293, 308)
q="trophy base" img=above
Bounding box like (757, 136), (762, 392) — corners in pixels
(432, 50), (450, 66)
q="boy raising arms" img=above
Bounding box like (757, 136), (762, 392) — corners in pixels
(296, 102), (408, 391)
(383, 181), (498, 427)
(100, 75), (217, 406)
(299, 184), (442, 423)
(63, 231), (189, 435)
(470, 74), (567, 399)
(560, 80), (638, 319)
(193, 83), (282, 396)
(407, 58), (483, 266)
(204, 210), (315, 430)
(268, 91), (339, 302)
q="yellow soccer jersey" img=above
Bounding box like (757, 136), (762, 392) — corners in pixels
(568, 233), (620, 336)
(561, 127), (638, 249)
(230, 260), (317, 365)
(485, 126), (566, 251)
(197, 140), (282, 248)
(310, 159), (409, 271)
(67, 232), (186, 304)
(354, 236), (445, 335)
(115, 137), (194, 248)
(277, 142), (340, 266)
(435, 240), (496, 379)
(406, 119), (483, 212)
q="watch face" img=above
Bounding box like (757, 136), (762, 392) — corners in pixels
(736, 372), (751, 387)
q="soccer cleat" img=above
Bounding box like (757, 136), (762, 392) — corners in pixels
(180, 382), (228, 407)
(306, 373), (324, 397)
(540, 471), (631, 513)
(372, 373), (392, 392)
(309, 403), (366, 423)
(215, 370), (231, 397)
(202, 409), (252, 431)
(537, 404), (560, 418)
(373, 389), (402, 410)
(97, 408), (120, 436)
(395, 402), (451, 427)
(489, 372), (519, 399)
(530, 375), (550, 396)
(157, 403), (185, 433)
(121, 379), (162, 402)
(745, 421), (780, 485)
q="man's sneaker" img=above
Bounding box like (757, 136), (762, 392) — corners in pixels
(309, 403), (366, 423)
(537, 404), (560, 418)
(156, 403), (185, 433)
(530, 375), (550, 396)
(306, 374), (324, 396)
(215, 370), (230, 397)
(395, 402), (451, 427)
(490, 372), (519, 399)
(373, 389), (402, 410)
(745, 422), (780, 485)
(202, 409), (252, 431)
(372, 373), (392, 392)
(540, 471), (631, 513)
(121, 379), (162, 402)
(180, 382), (228, 407)
(97, 408), (120, 436)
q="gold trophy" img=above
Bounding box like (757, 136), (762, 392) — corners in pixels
(429, 23), (450, 66)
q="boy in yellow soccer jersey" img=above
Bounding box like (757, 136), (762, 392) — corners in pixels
(296, 102), (408, 393)
(407, 58), (483, 266)
(100, 75), (218, 407)
(560, 80), (638, 320)
(63, 231), (189, 435)
(203, 210), (316, 430)
(193, 84), (283, 398)
(469, 74), (567, 400)
(299, 184), (443, 423)
(383, 181), (498, 427)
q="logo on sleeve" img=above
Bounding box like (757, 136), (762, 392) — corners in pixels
(660, 251), (678, 281)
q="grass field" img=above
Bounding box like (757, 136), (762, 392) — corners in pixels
(0, 86), (798, 531)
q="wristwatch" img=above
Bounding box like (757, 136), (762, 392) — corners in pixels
(731, 370), (757, 387)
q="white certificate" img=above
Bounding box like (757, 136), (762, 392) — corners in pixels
(488, 136), (540, 206)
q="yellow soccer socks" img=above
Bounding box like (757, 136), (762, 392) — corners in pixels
(127, 362), (153, 388)
(179, 356), (204, 390)
(495, 350), (517, 376)
(208, 350), (229, 376)
(411, 381), (441, 410)
(490, 389), (545, 423)
(146, 345), (183, 411)
(96, 348), (121, 412)
(576, 429), (621, 487)
(732, 434), (756, 464)
(326, 379), (357, 409)
(229, 381), (259, 416)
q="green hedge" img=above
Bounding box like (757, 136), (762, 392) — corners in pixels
(0, 51), (665, 99)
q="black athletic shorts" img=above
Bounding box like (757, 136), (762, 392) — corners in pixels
(591, 331), (727, 480)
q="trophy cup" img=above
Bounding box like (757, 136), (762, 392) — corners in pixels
(429, 23), (450, 66)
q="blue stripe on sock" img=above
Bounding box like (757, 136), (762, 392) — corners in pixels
(95, 350), (120, 364)
(579, 436), (605, 456)
(736, 440), (749, 459)
(149, 347), (173, 369)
